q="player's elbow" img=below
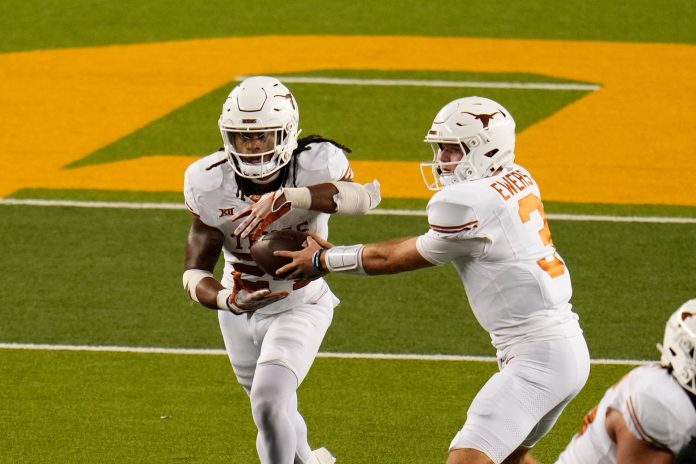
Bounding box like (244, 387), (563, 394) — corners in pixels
(332, 180), (381, 215)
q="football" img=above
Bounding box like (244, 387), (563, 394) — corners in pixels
(250, 229), (309, 277)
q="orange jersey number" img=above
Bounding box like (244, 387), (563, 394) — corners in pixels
(518, 193), (566, 278)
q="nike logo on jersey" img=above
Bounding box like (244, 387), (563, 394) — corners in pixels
(490, 169), (535, 200)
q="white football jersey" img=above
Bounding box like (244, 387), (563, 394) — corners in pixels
(184, 142), (352, 313)
(556, 364), (696, 463)
(415, 164), (581, 350)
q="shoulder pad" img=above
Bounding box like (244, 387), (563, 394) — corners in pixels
(295, 135), (351, 154)
(296, 142), (351, 181)
(184, 151), (227, 193)
(623, 368), (696, 453)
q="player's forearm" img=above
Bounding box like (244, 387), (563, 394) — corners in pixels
(308, 183), (340, 212)
(278, 183), (336, 213)
(364, 238), (431, 274)
(182, 270), (224, 309)
(195, 276), (226, 310)
(282, 180), (380, 215)
(320, 237), (432, 275)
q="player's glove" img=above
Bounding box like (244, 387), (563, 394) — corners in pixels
(231, 190), (292, 240)
(217, 272), (289, 315)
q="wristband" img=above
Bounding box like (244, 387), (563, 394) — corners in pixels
(216, 289), (234, 311)
(323, 244), (366, 274)
(312, 248), (326, 273)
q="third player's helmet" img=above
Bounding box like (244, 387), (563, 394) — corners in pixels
(660, 299), (696, 395)
(421, 96), (516, 189)
(219, 76), (300, 180)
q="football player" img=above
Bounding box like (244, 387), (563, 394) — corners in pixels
(275, 96), (591, 464)
(182, 76), (380, 464)
(556, 299), (696, 464)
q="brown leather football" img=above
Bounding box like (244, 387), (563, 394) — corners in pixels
(250, 229), (308, 277)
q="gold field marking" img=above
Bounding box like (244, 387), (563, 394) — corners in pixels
(0, 36), (694, 204)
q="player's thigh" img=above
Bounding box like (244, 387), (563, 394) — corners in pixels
(218, 310), (261, 391)
(449, 366), (537, 463)
(451, 335), (589, 463)
(257, 292), (334, 384)
(519, 335), (590, 446)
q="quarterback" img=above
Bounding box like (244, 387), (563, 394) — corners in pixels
(276, 96), (591, 464)
(556, 299), (696, 464)
(182, 76), (380, 464)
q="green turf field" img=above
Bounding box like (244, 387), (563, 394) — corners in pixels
(1, 1), (695, 463)
(0, 349), (632, 464)
(1, 0), (693, 52)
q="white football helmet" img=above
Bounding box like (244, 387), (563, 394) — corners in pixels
(219, 76), (300, 180)
(421, 96), (516, 189)
(659, 299), (696, 395)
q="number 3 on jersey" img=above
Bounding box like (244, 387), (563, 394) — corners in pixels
(518, 193), (566, 278)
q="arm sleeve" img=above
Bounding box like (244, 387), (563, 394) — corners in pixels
(416, 233), (488, 265)
(426, 197), (481, 239)
(415, 200), (488, 265)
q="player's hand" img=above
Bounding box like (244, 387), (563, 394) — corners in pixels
(231, 191), (291, 240)
(275, 233), (334, 280)
(222, 271), (289, 315)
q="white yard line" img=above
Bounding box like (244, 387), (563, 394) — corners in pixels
(236, 75), (600, 91)
(1, 198), (694, 224)
(0, 342), (645, 366)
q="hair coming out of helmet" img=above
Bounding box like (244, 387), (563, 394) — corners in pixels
(420, 96), (517, 190)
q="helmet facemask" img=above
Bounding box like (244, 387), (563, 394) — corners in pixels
(659, 299), (696, 395)
(222, 127), (294, 180)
